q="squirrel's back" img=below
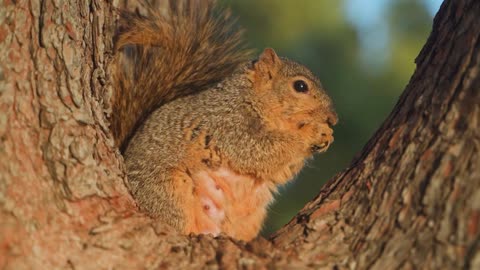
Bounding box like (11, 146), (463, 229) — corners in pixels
(111, 0), (251, 150)
(123, 63), (256, 170)
(124, 76), (246, 187)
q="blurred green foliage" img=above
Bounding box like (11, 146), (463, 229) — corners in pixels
(220, 0), (439, 236)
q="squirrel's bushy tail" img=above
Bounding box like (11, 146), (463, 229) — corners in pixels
(111, 0), (251, 150)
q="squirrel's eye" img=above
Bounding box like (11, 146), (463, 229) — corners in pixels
(293, 80), (308, 93)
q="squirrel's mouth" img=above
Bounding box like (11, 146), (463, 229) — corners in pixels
(311, 141), (331, 153)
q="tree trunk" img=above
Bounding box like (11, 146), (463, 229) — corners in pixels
(0, 0), (478, 269)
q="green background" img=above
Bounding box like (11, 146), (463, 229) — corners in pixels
(219, 0), (442, 236)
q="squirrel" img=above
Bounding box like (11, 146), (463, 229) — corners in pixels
(110, 0), (338, 241)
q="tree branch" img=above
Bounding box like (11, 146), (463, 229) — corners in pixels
(0, 0), (478, 269)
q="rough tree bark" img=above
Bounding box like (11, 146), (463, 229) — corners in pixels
(0, 0), (478, 269)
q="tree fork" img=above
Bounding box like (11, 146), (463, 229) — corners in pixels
(0, 0), (478, 269)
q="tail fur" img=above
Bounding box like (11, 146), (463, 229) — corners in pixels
(111, 0), (251, 150)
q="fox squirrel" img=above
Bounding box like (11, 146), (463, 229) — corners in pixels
(111, 0), (337, 241)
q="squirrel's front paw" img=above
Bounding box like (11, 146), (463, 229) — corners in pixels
(311, 123), (334, 153)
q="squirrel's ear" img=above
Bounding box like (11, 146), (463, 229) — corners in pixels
(253, 48), (281, 80)
(258, 48), (281, 66)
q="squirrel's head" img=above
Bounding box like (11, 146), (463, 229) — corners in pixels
(249, 48), (338, 154)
